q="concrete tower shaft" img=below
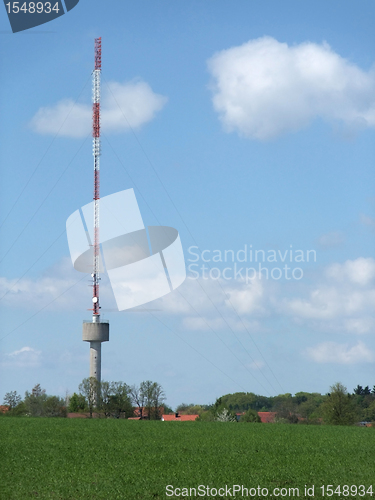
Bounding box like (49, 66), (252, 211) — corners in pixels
(82, 320), (109, 382)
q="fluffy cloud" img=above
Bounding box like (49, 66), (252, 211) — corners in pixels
(157, 273), (269, 328)
(2, 257), (375, 338)
(224, 278), (265, 315)
(343, 317), (375, 335)
(306, 341), (374, 364)
(208, 37), (375, 140)
(0, 257), (116, 312)
(326, 257), (375, 286)
(285, 285), (375, 321)
(281, 258), (375, 335)
(30, 80), (167, 138)
(0, 346), (42, 368)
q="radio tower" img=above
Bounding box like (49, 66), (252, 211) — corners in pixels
(92, 37), (101, 319)
(82, 37), (109, 383)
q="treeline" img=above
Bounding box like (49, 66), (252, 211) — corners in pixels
(1, 378), (170, 420)
(176, 383), (375, 425)
(3, 381), (375, 425)
(2, 384), (67, 417)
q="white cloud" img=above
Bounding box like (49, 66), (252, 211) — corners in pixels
(2, 256), (375, 337)
(224, 277), (265, 315)
(317, 231), (345, 249)
(343, 317), (375, 335)
(285, 286), (375, 320)
(326, 257), (375, 286)
(306, 341), (374, 364)
(277, 258), (375, 335)
(1, 346), (42, 368)
(30, 79), (167, 138)
(157, 274), (268, 332)
(208, 37), (375, 140)
(0, 257), (116, 312)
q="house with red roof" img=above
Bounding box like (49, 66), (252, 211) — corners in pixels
(133, 406), (165, 419)
(236, 411), (276, 423)
(258, 411), (276, 423)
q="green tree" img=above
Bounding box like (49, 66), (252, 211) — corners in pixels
(174, 404), (204, 416)
(354, 385), (364, 395)
(100, 381), (133, 418)
(175, 403), (194, 413)
(9, 401), (27, 416)
(196, 410), (215, 422)
(43, 396), (67, 417)
(139, 380), (166, 420)
(364, 400), (375, 422)
(273, 394), (299, 423)
(3, 391), (22, 410)
(79, 377), (99, 418)
(185, 405), (205, 416)
(68, 393), (86, 413)
(24, 384), (47, 417)
(163, 404), (173, 414)
(240, 409), (261, 423)
(322, 382), (358, 426)
(219, 392), (272, 412)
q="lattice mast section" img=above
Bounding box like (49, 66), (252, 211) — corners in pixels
(92, 37), (101, 320)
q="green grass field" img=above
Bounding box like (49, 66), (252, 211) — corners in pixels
(1, 418), (374, 499)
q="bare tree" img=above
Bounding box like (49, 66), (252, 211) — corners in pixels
(140, 381), (166, 420)
(129, 381), (166, 420)
(129, 384), (145, 419)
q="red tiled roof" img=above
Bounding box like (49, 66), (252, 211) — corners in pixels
(162, 414), (199, 421)
(0, 405), (10, 413)
(133, 407), (164, 418)
(258, 412), (276, 423)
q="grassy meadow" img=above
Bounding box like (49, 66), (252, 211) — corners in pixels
(1, 418), (374, 499)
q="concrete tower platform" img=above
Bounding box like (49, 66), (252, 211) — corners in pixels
(83, 320), (109, 382)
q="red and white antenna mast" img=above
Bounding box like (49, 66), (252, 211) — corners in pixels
(82, 38), (108, 386)
(92, 37), (101, 321)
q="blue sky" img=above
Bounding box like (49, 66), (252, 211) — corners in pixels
(0, 0), (374, 409)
